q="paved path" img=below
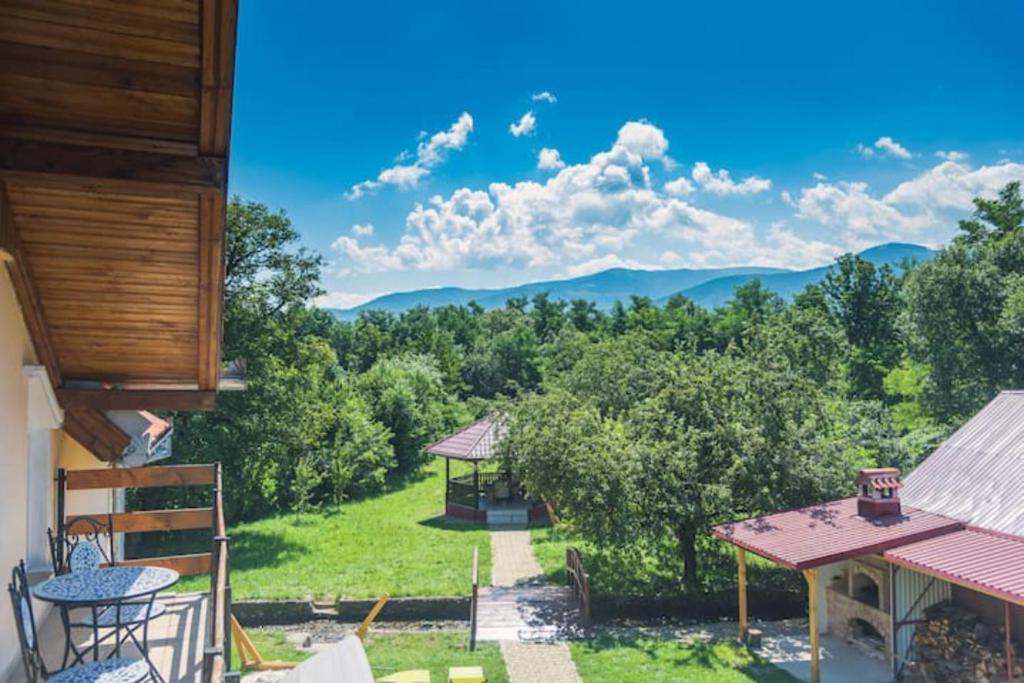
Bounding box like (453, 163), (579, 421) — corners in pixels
(485, 522), (583, 682)
(489, 526), (544, 586)
(501, 641), (582, 683)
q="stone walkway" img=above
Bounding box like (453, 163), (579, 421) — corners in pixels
(501, 641), (582, 683)
(489, 526), (544, 586)
(486, 522), (582, 683)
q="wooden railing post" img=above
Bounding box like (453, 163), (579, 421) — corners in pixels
(566, 547), (592, 631)
(469, 545), (479, 651)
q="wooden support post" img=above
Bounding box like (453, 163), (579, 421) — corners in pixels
(445, 458), (450, 509)
(473, 463), (479, 510)
(737, 547), (748, 642)
(1006, 601), (1014, 683)
(804, 568), (820, 683)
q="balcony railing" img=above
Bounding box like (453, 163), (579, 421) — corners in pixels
(203, 462), (235, 682)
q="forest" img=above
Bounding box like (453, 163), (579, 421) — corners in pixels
(166, 182), (1024, 588)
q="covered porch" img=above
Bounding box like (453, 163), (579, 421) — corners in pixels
(713, 491), (963, 683)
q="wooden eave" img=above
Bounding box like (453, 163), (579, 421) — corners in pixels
(0, 1), (238, 460)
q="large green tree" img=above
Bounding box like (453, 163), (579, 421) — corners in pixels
(904, 182), (1024, 420)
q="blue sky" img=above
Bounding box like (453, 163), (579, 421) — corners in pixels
(228, 1), (1024, 308)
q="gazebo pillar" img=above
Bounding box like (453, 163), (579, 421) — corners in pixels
(737, 547), (748, 641)
(803, 568), (820, 683)
(473, 462), (479, 510)
(444, 457), (450, 508)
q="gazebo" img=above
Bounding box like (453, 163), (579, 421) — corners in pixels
(425, 415), (548, 525)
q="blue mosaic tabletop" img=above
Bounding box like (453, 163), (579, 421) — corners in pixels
(32, 566), (179, 605)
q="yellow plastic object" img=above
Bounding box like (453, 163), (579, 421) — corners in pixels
(231, 615), (297, 671)
(357, 592), (391, 640)
(447, 666), (485, 683)
(378, 671), (430, 683)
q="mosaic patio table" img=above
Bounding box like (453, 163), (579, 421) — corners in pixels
(33, 566), (178, 680)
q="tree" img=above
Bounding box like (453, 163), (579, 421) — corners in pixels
(822, 254), (902, 399)
(904, 182), (1024, 420)
(712, 279), (784, 346)
(358, 354), (461, 470)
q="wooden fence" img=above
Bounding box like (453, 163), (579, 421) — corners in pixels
(566, 546), (592, 630)
(57, 463), (235, 682)
(469, 545), (480, 651)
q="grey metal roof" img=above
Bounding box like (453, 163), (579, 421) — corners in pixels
(425, 415), (506, 461)
(902, 391), (1024, 536)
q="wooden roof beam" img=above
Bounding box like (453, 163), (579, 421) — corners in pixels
(0, 181), (13, 262)
(63, 406), (131, 463)
(1, 181), (61, 387)
(200, 0), (238, 156)
(0, 137), (226, 197)
(56, 388), (217, 412)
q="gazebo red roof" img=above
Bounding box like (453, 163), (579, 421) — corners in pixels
(712, 497), (963, 570)
(425, 415), (505, 462)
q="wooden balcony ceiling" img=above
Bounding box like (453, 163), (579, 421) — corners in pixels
(0, 0), (237, 400)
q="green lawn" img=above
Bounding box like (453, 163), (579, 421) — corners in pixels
(231, 630), (311, 671)
(570, 631), (798, 683)
(232, 629), (507, 682)
(531, 523), (795, 596)
(179, 459), (492, 599)
(365, 631), (508, 683)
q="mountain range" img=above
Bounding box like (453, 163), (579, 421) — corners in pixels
(327, 243), (934, 320)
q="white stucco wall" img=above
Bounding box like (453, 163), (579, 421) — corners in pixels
(0, 268), (36, 677)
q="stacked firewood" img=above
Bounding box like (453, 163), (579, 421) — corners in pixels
(906, 604), (1023, 683)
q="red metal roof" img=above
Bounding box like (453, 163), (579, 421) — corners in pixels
(883, 528), (1024, 606)
(712, 497), (963, 570)
(425, 415), (504, 461)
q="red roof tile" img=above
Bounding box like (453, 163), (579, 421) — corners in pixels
(712, 497), (963, 570)
(883, 528), (1024, 605)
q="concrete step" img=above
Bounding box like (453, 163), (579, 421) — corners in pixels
(487, 509), (529, 527)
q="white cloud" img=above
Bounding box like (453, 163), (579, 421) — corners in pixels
(331, 121), (784, 274)
(564, 254), (647, 277)
(531, 91), (557, 104)
(351, 223), (375, 236)
(313, 290), (385, 310)
(509, 111), (537, 137)
(859, 136), (912, 160)
(883, 159), (1024, 211)
(935, 150), (969, 163)
(788, 180), (932, 247)
(663, 176), (695, 197)
(346, 113), (474, 199)
(813, 172), (828, 181)
(691, 162), (771, 195)
(615, 121), (669, 161)
(537, 148), (566, 170)
(874, 136), (912, 159)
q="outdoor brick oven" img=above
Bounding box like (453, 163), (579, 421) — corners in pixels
(826, 559), (892, 657)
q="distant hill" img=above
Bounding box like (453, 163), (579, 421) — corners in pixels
(662, 242), (934, 309)
(327, 242), (934, 320)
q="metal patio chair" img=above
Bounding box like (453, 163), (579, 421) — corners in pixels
(8, 560), (151, 682)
